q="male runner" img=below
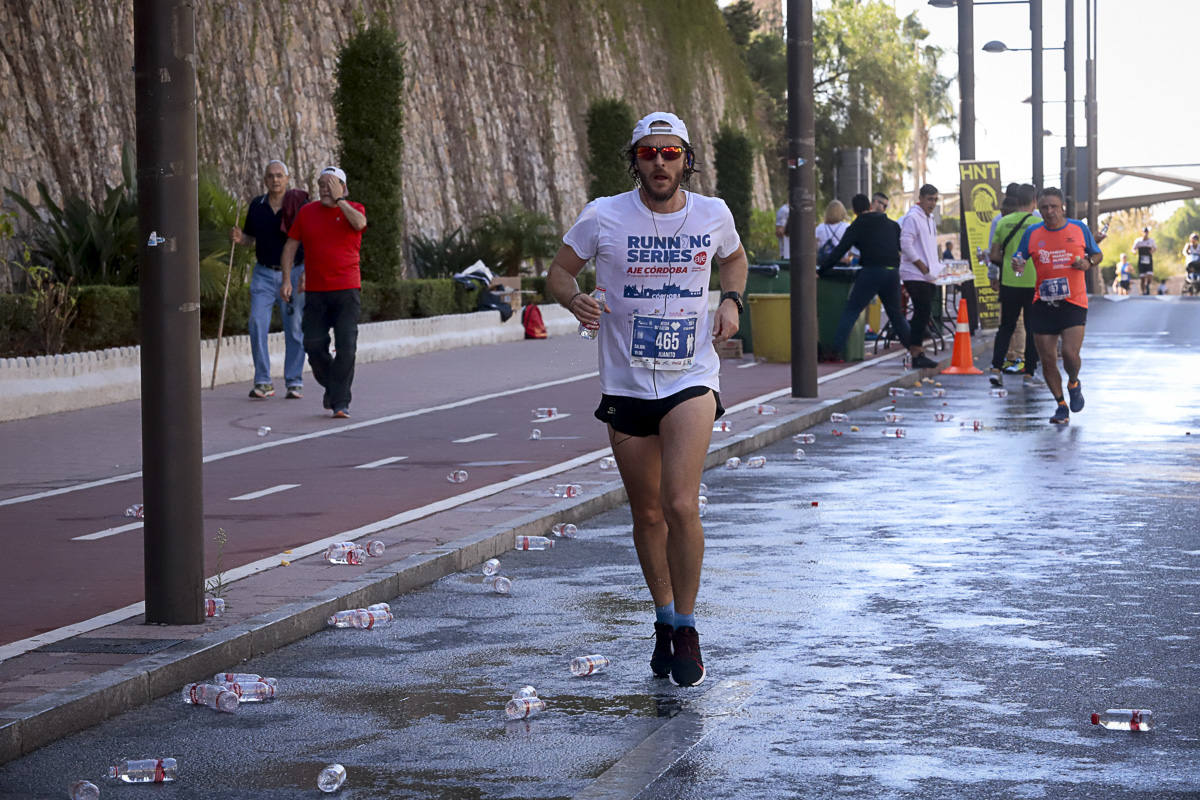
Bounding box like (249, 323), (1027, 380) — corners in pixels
(1132, 226), (1157, 295)
(1013, 188), (1103, 425)
(548, 111), (748, 687)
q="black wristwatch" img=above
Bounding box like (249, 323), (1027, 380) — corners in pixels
(720, 291), (744, 313)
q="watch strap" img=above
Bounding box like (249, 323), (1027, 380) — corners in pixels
(720, 291), (744, 313)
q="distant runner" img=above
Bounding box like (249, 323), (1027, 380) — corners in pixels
(1132, 226), (1156, 295)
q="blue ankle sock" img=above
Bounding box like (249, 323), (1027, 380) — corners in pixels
(655, 601), (675, 627)
(674, 611), (695, 629)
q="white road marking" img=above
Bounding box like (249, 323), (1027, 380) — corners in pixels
(71, 521), (144, 541)
(736, 361), (760, 368)
(453, 433), (497, 443)
(354, 456), (408, 469)
(230, 484), (300, 501)
(0, 371), (600, 508)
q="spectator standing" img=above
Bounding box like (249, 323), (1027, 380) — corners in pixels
(1115, 253), (1132, 295)
(987, 183), (1042, 387)
(941, 241), (954, 261)
(231, 160), (308, 400)
(899, 184), (943, 367)
(815, 200), (852, 266)
(280, 166), (367, 419)
(775, 202), (790, 260)
(1132, 226), (1157, 295)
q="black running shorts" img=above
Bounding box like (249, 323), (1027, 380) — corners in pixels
(1027, 300), (1087, 335)
(594, 386), (724, 438)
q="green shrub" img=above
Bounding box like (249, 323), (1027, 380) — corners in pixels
(714, 126), (754, 245)
(471, 206), (559, 276)
(67, 285), (140, 351)
(409, 227), (486, 279)
(335, 26), (406, 283)
(0, 294), (36, 357)
(587, 98), (635, 200)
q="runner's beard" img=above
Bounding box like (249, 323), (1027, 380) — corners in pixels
(640, 172), (681, 204)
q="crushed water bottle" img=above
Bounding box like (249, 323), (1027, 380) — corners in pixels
(793, 448), (806, 459)
(933, 387), (946, 397)
(699, 482), (708, 494)
(755, 404), (777, 415)
(447, 469), (469, 483)
(221, 680), (275, 702)
(550, 484), (581, 498)
(579, 286), (606, 340)
(324, 543), (367, 565)
(881, 428), (907, 438)
(328, 609), (364, 628)
(888, 387), (907, 398)
(108, 758), (178, 783)
(697, 496), (708, 517)
(69, 780), (100, 800)
(257, 426), (271, 437)
(513, 685), (538, 699)
(933, 412), (953, 422)
(1091, 709), (1152, 731)
(830, 412), (849, 423)
(551, 523), (578, 538)
(961, 419), (984, 431)
(506, 697), (546, 719)
(990, 388), (1009, 398)
(204, 597), (224, 617)
(317, 764), (347, 793)
(529, 428), (542, 440)
(213, 672), (277, 687)
(532, 407), (558, 419)
(712, 420), (732, 432)
(793, 433), (815, 444)
(515, 535), (554, 551)
(351, 609), (392, 629)
(482, 558), (501, 577)
(570, 654), (611, 676)
(903, 353), (912, 369)
(364, 540), (385, 557)
(745, 456), (767, 468)
(181, 683), (238, 713)
(724, 457), (741, 470)
(488, 576), (512, 595)
(599, 456), (617, 471)
(124, 503), (144, 519)
(884, 413), (904, 423)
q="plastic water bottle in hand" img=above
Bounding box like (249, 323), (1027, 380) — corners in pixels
(551, 523), (578, 538)
(69, 780), (100, 800)
(181, 683), (238, 713)
(317, 764), (347, 793)
(1091, 709), (1151, 731)
(579, 286), (606, 340)
(570, 654), (611, 676)
(506, 697), (546, 719)
(515, 535), (555, 551)
(204, 597), (224, 617)
(482, 558), (501, 576)
(108, 758), (178, 783)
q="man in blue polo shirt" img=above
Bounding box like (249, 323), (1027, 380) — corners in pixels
(231, 160), (308, 399)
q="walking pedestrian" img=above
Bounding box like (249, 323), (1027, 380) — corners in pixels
(819, 194), (926, 366)
(547, 111), (748, 687)
(1132, 226), (1157, 295)
(280, 166), (367, 419)
(775, 202), (790, 260)
(987, 183), (1042, 387)
(1013, 188), (1103, 425)
(899, 184), (944, 368)
(230, 160), (308, 400)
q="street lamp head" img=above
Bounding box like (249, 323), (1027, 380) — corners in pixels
(982, 40), (1010, 53)
(927, 0), (957, 7)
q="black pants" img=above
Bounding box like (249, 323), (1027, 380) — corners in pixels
(302, 288), (360, 412)
(991, 284), (1038, 374)
(903, 280), (937, 347)
(834, 266), (912, 354)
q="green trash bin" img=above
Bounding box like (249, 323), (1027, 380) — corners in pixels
(817, 267), (866, 362)
(737, 262), (790, 354)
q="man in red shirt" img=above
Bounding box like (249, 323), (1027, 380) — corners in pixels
(281, 166), (367, 418)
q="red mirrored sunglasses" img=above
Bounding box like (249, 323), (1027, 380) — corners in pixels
(635, 145), (685, 162)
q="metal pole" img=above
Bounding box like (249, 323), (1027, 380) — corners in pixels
(135, 0), (205, 624)
(1086, 0), (1098, 232)
(788, 0), (817, 397)
(1064, 0), (1076, 216)
(1031, 0), (1043, 188)
(958, 0), (975, 161)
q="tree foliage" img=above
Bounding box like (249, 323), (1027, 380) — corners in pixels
(586, 98), (635, 200)
(334, 25), (405, 283)
(715, 126), (754, 246)
(1156, 199), (1200, 269)
(721, 0), (761, 49)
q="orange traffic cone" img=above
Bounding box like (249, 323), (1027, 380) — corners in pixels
(941, 297), (982, 375)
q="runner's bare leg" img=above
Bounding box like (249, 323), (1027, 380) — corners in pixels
(609, 427), (671, 607)
(1060, 325), (1084, 383)
(1035, 333), (1064, 399)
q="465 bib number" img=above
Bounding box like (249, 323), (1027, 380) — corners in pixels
(630, 315), (697, 370)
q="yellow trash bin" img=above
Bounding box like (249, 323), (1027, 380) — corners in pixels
(747, 294), (791, 362)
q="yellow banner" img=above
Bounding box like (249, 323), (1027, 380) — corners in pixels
(958, 161), (1002, 327)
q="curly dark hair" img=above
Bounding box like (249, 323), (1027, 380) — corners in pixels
(625, 143), (698, 187)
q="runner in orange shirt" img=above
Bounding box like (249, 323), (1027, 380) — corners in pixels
(1013, 188), (1103, 425)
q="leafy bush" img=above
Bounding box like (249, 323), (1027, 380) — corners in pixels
(409, 227), (489, 279)
(714, 126), (754, 246)
(587, 98), (635, 200)
(471, 205), (559, 276)
(66, 285), (140, 352)
(0, 293), (36, 357)
(197, 166), (257, 301)
(335, 25), (406, 283)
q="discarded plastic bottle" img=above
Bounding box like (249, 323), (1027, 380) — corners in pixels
(257, 426), (271, 437)
(324, 543), (367, 565)
(699, 482), (708, 494)
(884, 413), (904, 423)
(180, 683), (238, 713)
(317, 764), (347, 793)
(488, 576), (512, 595)
(124, 503), (144, 519)
(220, 680), (276, 702)
(351, 609), (393, 629)
(888, 387), (907, 398)
(513, 685), (538, 699)
(793, 448), (806, 460)
(793, 433), (816, 445)
(447, 469), (469, 483)
(989, 388), (1009, 398)
(482, 558), (501, 577)
(529, 428), (541, 440)
(204, 597), (224, 617)
(550, 484), (582, 498)
(69, 780), (100, 800)
(756, 404), (777, 415)
(697, 496), (708, 517)
(724, 457), (741, 470)
(599, 456), (617, 471)
(933, 412), (953, 422)
(570, 655), (611, 676)
(327, 609), (365, 628)
(902, 353), (912, 369)
(108, 758), (178, 784)
(745, 456), (767, 468)
(881, 428), (907, 438)
(712, 420), (732, 432)
(1091, 709), (1152, 731)
(364, 540), (385, 557)
(532, 407), (558, 419)
(551, 523), (578, 538)
(515, 535), (555, 551)
(506, 697), (546, 719)
(830, 412), (849, 423)
(579, 286), (606, 340)
(961, 419), (984, 431)
(213, 672), (277, 687)
(932, 387), (947, 398)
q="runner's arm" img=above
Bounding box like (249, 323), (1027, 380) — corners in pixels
(712, 245), (748, 343)
(548, 244), (603, 327)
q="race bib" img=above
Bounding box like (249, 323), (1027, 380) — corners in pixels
(1039, 276), (1071, 303)
(630, 314), (697, 371)
(1139, 253), (1151, 265)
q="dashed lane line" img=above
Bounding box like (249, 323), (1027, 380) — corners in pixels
(230, 484), (301, 501)
(71, 521), (144, 541)
(354, 456), (408, 469)
(452, 433), (498, 443)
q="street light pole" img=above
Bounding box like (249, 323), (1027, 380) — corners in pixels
(958, 0), (975, 160)
(1064, 0), (1076, 216)
(1030, 0), (1043, 188)
(1085, 0), (1098, 233)
(787, 0), (818, 397)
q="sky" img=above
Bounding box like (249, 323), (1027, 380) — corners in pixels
(758, 0), (1196, 219)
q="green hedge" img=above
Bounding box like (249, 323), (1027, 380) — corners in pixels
(0, 278), (483, 358)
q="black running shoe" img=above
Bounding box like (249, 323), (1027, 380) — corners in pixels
(670, 626), (706, 687)
(1067, 380), (1084, 412)
(1050, 403), (1070, 425)
(911, 353), (938, 369)
(651, 622), (673, 678)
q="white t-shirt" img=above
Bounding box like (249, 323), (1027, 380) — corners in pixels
(563, 189), (741, 400)
(776, 204), (790, 259)
(815, 221), (850, 254)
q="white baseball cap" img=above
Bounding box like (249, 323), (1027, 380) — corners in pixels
(320, 166), (347, 186)
(630, 112), (690, 146)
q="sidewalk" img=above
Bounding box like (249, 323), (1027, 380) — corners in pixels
(0, 320), (994, 765)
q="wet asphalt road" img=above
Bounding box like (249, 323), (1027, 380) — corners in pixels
(1, 296), (1198, 799)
